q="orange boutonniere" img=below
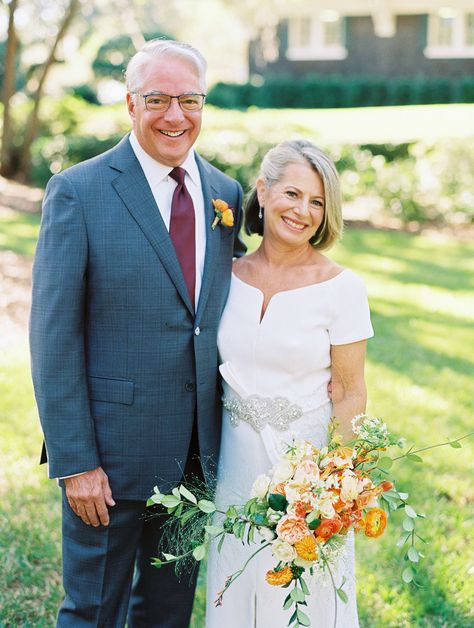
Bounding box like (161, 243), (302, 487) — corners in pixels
(211, 198), (234, 230)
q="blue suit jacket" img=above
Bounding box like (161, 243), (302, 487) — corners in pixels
(30, 135), (245, 500)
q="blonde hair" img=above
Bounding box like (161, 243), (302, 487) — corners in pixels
(246, 140), (343, 250)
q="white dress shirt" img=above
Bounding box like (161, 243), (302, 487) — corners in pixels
(129, 131), (206, 305)
(59, 133), (206, 480)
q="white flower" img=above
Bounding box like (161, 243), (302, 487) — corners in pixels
(271, 539), (297, 563)
(318, 496), (336, 519)
(251, 474), (271, 499)
(259, 527), (276, 542)
(267, 508), (284, 524)
(293, 460), (320, 484)
(340, 474), (359, 503)
(271, 460), (295, 484)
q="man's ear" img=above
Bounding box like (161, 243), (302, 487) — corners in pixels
(126, 92), (136, 121)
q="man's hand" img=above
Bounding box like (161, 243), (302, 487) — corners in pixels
(64, 467), (115, 527)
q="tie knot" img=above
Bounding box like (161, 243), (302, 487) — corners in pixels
(170, 166), (186, 186)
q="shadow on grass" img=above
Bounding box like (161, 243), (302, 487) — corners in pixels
(369, 306), (474, 382)
(339, 229), (474, 292)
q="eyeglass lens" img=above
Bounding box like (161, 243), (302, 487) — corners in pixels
(145, 94), (204, 111)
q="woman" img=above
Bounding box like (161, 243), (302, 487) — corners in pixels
(206, 139), (374, 627)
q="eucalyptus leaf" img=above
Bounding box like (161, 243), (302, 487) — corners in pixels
(396, 532), (411, 547)
(162, 553), (176, 561)
(204, 525), (224, 536)
(296, 608), (311, 626)
(192, 545), (206, 561)
(180, 507), (198, 526)
(151, 558), (162, 568)
(404, 504), (417, 518)
(283, 595), (293, 610)
(300, 577), (310, 595)
(226, 505), (238, 518)
(336, 587), (349, 604)
(407, 453), (423, 463)
(378, 457), (393, 470)
(306, 509), (320, 524)
(402, 566), (414, 583)
(403, 517), (415, 531)
(161, 495), (181, 508)
(172, 487), (181, 499)
(198, 499), (216, 514)
(217, 534), (225, 553)
(407, 546), (420, 562)
(449, 441), (462, 448)
(398, 492), (409, 500)
(290, 587), (305, 603)
(179, 484), (197, 504)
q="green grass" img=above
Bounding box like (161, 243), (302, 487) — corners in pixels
(0, 208), (41, 256)
(1, 212), (473, 626)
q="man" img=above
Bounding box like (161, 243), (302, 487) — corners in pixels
(30, 39), (245, 627)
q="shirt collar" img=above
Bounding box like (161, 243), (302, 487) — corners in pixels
(129, 131), (199, 185)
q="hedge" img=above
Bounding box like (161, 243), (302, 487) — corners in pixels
(207, 75), (474, 110)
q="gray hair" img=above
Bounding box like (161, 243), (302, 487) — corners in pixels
(245, 139), (343, 250)
(125, 39), (207, 96)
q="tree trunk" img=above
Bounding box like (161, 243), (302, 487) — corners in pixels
(0, 0), (19, 178)
(17, 0), (80, 182)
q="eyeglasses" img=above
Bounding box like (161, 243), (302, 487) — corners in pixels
(132, 92), (206, 112)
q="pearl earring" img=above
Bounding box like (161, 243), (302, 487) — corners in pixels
(258, 206), (263, 220)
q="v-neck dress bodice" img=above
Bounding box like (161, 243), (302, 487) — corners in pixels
(206, 268), (374, 628)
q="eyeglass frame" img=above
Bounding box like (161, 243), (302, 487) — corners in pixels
(131, 91), (207, 112)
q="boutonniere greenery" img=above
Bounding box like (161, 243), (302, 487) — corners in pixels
(211, 198), (234, 230)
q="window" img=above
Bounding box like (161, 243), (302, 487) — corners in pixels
(287, 14), (347, 61)
(425, 10), (474, 58)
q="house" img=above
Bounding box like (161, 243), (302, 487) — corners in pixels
(249, 1), (474, 79)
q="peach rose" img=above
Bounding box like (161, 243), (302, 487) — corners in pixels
(276, 515), (309, 544)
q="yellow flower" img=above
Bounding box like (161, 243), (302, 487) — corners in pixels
(294, 535), (318, 561)
(364, 508), (387, 538)
(211, 198), (234, 229)
(221, 208), (234, 227)
(265, 565), (294, 586)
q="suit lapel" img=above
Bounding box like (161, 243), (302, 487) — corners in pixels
(110, 137), (194, 315)
(195, 154), (220, 320)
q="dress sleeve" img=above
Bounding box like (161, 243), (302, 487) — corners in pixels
(328, 270), (374, 345)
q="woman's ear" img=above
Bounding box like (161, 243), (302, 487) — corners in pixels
(255, 178), (266, 209)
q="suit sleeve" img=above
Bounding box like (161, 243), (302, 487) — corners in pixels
(232, 181), (247, 258)
(29, 173), (100, 478)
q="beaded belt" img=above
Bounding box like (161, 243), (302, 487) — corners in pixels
(223, 394), (304, 432)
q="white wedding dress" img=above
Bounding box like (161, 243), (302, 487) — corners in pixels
(206, 269), (374, 628)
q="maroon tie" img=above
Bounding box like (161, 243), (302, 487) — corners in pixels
(169, 167), (196, 308)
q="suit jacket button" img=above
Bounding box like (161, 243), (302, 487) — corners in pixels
(194, 326), (200, 336)
(185, 382), (195, 392)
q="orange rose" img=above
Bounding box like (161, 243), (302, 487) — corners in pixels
(265, 565), (294, 586)
(315, 517), (342, 542)
(364, 508), (387, 538)
(212, 198), (228, 212)
(276, 515), (309, 544)
(294, 535), (318, 561)
(293, 501), (311, 518)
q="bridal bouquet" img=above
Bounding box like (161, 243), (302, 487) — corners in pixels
(147, 416), (469, 628)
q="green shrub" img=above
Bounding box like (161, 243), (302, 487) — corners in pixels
(207, 75), (474, 109)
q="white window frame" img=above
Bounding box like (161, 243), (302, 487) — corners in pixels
(425, 11), (474, 58)
(286, 15), (347, 61)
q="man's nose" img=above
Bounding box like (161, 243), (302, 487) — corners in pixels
(163, 98), (185, 123)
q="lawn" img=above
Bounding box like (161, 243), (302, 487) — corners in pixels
(0, 209), (473, 627)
